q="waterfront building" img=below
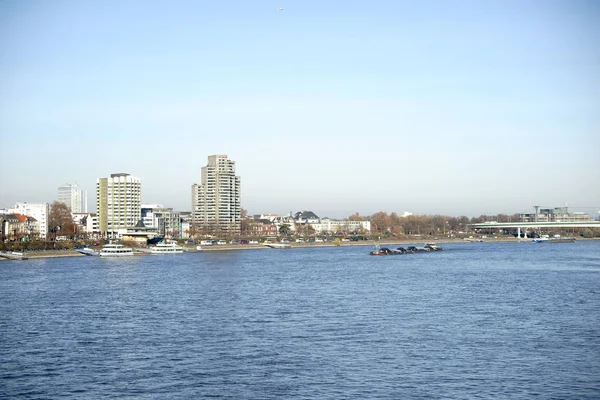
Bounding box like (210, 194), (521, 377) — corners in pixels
(290, 210), (370, 235)
(192, 155), (241, 235)
(179, 211), (192, 239)
(310, 218), (371, 235)
(11, 202), (49, 239)
(71, 212), (100, 238)
(96, 173), (142, 238)
(249, 218), (279, 237)
(58, 183), (88, 213)
(0, 213), (40, 241)
(141, 204), (182, 239)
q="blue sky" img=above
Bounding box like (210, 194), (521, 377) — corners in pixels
(1, 0), (599, 218)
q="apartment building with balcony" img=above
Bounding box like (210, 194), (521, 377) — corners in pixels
(96, 173), (142, 237)
(192, 155), (241, 235)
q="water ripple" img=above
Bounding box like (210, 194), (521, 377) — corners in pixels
(1, 241), (599, 399)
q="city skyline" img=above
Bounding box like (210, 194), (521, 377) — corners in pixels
(1, 1), (599, 218)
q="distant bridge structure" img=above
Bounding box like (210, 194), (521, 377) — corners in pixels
(469, 221), (600, 238)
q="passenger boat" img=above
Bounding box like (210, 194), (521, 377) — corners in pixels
(148, 241), (184, 254)
(99, 243), (134, 257)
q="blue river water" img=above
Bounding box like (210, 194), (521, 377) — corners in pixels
(1, 241), (599, 399)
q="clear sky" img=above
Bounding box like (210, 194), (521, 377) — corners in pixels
(1, 0), (599, 218)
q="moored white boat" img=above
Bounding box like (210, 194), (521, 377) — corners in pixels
(76, 247), (100, 256)
(100, 243), (134, 257)
(263, 242), (291, 249)
(148, 241), (184, 254)
(0, 251), (28, 260)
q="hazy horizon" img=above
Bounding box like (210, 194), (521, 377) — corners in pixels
(1, 1), (599, 219)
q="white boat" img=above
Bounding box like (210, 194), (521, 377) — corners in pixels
(0, 251), (28, 260)
(149, 241), (184, 254)
(99, 243), (134, 257)
(263, 243), (291, 249)
(76, 247), (100, 256)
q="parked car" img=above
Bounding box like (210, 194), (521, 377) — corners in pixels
(240, 240), (249, 245)
(200, 240), (213, 246)
(217, 240), (227, 245)
(249, 240), (259, 244)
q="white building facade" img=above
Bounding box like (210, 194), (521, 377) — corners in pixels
(96, 173), (142, 237)
(11, 202), (50, 239)
(72, 212), (100, 237)
(58, 183), (88, 213)
(192, 155), (241, 235)
(309, 218), (371, 234)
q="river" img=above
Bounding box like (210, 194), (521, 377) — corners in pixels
(1, 241), (599, 399)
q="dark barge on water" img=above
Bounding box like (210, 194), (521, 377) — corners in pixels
(370, 243), (443, 256)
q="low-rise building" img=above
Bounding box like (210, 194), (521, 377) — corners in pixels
(72, 212), (100, 238)
(141, 205), (182, 239)
(1, 214), (40, 241)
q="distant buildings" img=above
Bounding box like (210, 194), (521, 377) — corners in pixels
(192, 155), (241, 235)
(247, 211), (371, 236)
(58, 183), (87, 213)
(96, 173), (142, 237)
(520, 207), (592, 223)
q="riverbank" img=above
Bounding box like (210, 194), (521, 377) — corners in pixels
(4, 235), (587, 260)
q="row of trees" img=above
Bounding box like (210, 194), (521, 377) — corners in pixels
(364, 212), (510, 236)
(361, 211), (600, 238)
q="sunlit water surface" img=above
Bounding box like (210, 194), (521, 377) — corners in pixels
(1, 241), (599, 399)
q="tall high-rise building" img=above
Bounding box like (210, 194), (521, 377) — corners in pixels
(192, 155), (241, 234)
(58, 183), (88, 213)
(96, 173), (142, 237)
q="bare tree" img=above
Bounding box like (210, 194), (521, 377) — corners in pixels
(49, 201), (75, 238)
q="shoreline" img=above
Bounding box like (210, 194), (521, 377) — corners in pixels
(3, 236), (594, 260)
